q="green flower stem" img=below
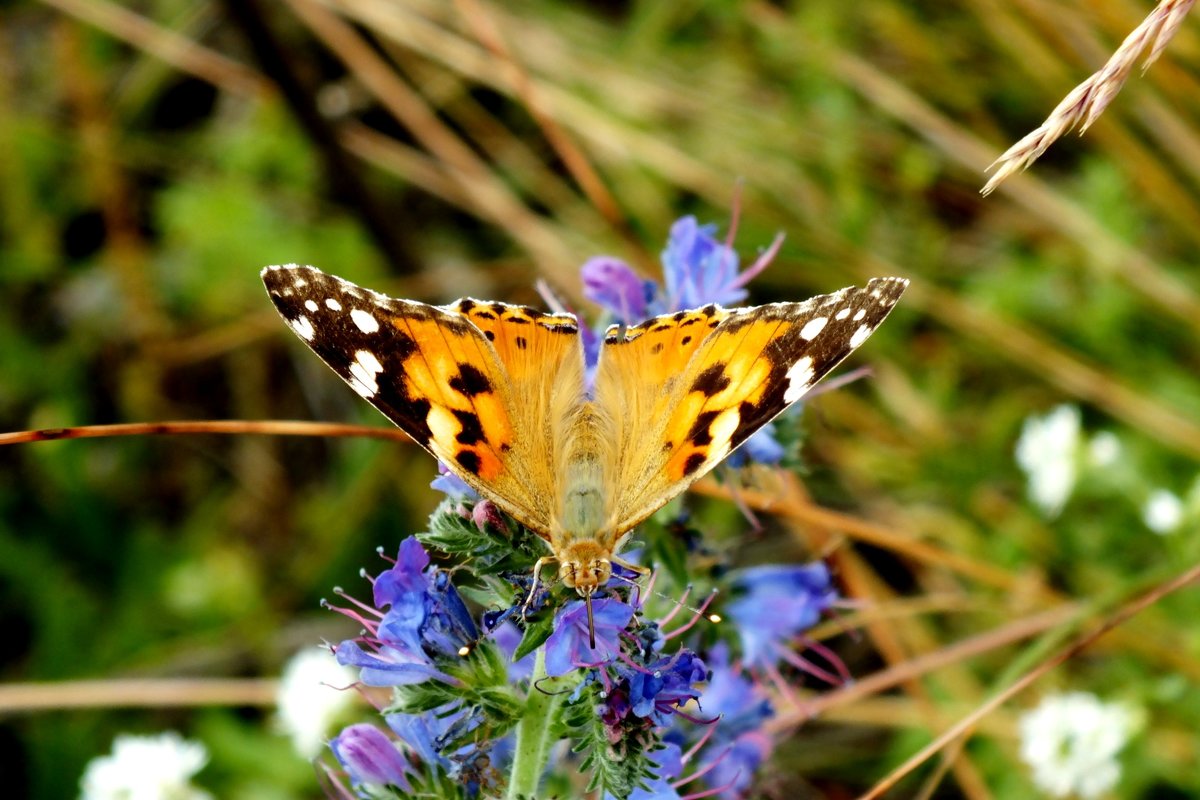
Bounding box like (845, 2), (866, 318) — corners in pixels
(507, 646), (561, 800)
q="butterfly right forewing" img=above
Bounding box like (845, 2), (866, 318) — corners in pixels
(595, 277), (908, 535)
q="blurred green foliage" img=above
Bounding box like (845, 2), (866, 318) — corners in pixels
(2, 0), (1200, 797)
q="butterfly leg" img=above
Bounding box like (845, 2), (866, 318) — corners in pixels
(523, 556), (556, 619)
(611, 554), (650, 577)
(610, 554), (652, 602)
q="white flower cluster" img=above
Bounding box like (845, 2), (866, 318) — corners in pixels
(1016, 405), (1196, 533)
(1142, 488), (1184, 535)
(80, 731), (211, 800)
(1015, 405), (1082, 517)
(275, 646), (359, 758)
(1018, 692), (1138, 799)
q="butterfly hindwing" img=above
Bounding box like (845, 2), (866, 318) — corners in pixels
(595, 276), (908, 534)
(261, 265), (585, 537)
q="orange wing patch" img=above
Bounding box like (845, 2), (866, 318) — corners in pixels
(601, 304), (732, 384)
(448, 299), (579, 385)
(660, 312), (792, 482)
(384, 312), (514, 481)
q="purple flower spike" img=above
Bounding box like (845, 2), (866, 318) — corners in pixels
(726, 562), (837, 668)
(333, 537), (477, 687)
(544, 598), (634, 677)
(582, 256), (654, 324)
(330, 723), (414, 793)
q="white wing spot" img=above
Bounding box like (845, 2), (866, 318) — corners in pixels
(835, 307), (851, 321)
(351, 309), (380, 333)
(853, 308), (866, 322)
(787, 357), (816, 402)
(304, 299), (319, 312)
(849, 324), (872, 349)
(355, 349), (383, 374)
(288, 316), (315, 341)
(783, 356), (815, 404)
(294, 278), (307, 288)
(347, 349), (383, 397)
(325, 298), (342, 311)
(799, 316), (828, 341)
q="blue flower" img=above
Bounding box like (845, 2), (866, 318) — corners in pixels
(330, 723), (415, 794)
(723, 423), (786, 468)
(430, 461), (479, 501)
(626, 650), (709, 726)
(582, 256), (655, 324)
(386, 704), (502, 796)
(706, 731), (772, 800)
(544, 598), (634, 677)
(333, 538), (478, 686)
(725, 562), (837, 668)
(386, 704), (477, 770)
(698, 644), (772, 739)
(662, 216), (748, 310)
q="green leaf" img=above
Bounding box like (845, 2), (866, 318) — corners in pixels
(418, 503), (543, 577)
(387, 680), (461, 715)
(512, 613), (555, 662)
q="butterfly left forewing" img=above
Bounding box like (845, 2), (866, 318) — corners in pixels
(261, 265), (585, 538)
(595, 277), (908, 534)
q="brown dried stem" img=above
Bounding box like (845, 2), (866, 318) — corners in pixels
(983, 0), (1197, 195)
(0, 420), (411, 446)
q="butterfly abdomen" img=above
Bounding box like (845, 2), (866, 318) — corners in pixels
(551, 402), (618, 551)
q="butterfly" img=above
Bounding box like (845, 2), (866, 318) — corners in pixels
(262, 264), (907, 645)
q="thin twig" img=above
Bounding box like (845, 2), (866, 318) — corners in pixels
(0, 678), (278, 712)
(37, 0), (267, 95)
(857, 560), (1200, 799)
(0, 420), (412, 446)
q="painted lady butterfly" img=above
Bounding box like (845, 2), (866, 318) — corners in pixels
(263, 265), (906, 638)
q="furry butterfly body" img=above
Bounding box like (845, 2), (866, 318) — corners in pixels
(262, 265), (907, 619)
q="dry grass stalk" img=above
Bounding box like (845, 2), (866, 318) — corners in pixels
(981, 0), (1196, 195)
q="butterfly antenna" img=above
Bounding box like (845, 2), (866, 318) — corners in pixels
(609, 571), (721, 626)
(585, 591), (596, 649)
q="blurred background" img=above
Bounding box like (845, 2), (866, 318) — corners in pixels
(3, 0), (1200, 797)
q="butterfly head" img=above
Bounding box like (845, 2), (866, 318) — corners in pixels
(557, 540), (613, 650)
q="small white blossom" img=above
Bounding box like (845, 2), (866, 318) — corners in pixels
(1143, 489), (1184, 535)
(1087, 431), (1121, 468)
(80, 731), (211, 800)
(1018, 692), (1137, 799)
(1015, 405), (1082, 517)
(275, 647), (359, 758)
